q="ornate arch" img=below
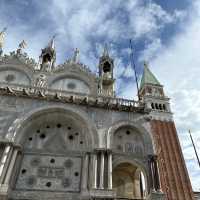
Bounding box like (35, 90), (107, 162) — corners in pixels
(6, 105), (98, 149)
(106, 120), (154, 155)
(112, 157), (149, 199)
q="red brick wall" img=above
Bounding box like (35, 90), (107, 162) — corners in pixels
(151, 120), (194, 200)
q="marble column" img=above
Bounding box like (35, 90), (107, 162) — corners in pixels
(108, 152), (112, 189)
(153, 156), (161, 191)
(0, 145), (12, 184)
(99, 151), (104, 189)
(148, 155), (156, 191)
(81, 153), (89, 190)
(92, 153), (97, 189)
(4, 148), (18, 185)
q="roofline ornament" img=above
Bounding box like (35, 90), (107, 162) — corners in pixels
(0, 27), (7, 56)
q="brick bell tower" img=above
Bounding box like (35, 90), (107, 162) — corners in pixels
(139, 62), (195, 200)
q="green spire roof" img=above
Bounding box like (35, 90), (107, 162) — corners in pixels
(140, 62), (161, 89)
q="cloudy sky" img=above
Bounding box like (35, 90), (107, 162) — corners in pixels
(0, 0), (200, 191)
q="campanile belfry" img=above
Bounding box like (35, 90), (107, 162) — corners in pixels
(139, 62), (195, 200)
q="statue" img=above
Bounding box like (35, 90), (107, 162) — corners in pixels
(72, 48), (79, 63)
(0, 27), (7, 56)
(17, 40), (27, 54)
(35, 74), (47, 88)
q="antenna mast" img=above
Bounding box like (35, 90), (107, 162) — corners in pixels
(189, 130), (200, 168)
(129, 39), (140, 101)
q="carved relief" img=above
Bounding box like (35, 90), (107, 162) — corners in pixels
(112, 127), (145, 156)
(35, 74), (47, 88)
(16, 154), (81, 192)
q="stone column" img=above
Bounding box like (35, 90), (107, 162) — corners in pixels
(99, 151), (104, 189)
(4, 148), (18, 185)
(153, 155), (161, 191)
(92, 153), (97, 189)
(108, 152), (112, 189)
(148, 155), (155, 191)
(81, 153), (89, 190)
(0, 145), (12, 184)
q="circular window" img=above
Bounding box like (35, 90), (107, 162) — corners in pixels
(67, 82), (76, 89)
(21, 169), (27, 174)
(126, 130), (130, 135)
(46, 182), (52, 187)
(68, 135), (74, 140)
(74, 172), (79, 177)
(40, 133), (46, 139)
(57, 124), (62, 128)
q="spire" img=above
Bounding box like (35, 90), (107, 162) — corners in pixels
(102, 43), (109, 57)
(47, 34), (56, 49)
(140, 61), (161, 89)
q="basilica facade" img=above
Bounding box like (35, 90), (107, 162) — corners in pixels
(0, 34), (196, 200)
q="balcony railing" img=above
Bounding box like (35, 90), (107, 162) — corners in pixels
(0, 82), (146, 112)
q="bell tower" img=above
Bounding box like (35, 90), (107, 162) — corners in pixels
(98, 45), (115, 97)
(139, 62), (171, 113)
(139, 62), (195, 200)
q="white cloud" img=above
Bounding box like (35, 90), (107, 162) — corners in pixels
(139, 38), (162, 62)
(0, 0), (198, 191)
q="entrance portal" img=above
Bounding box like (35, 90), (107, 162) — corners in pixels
(113, 162), (146, 199)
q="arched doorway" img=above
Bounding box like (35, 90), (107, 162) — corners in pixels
(113, 162), (147, 199)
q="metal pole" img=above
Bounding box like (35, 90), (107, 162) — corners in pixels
(129, 39), (140, 101)
(189, 130), (200, 168)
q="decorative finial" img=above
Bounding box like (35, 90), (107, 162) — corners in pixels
(48, 34), (56, 49)
(0, 27), (7, 56)
(103, 43), (109, 57)
(72, 48), (79, 63)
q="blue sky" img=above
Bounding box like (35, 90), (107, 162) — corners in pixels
(0, 0), (200, 191)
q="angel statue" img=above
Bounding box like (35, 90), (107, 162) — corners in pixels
(0, 27), (7, 56)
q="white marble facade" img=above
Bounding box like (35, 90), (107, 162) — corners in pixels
(0, 51), (167, 200)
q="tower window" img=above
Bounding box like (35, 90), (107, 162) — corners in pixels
(155, 103), (159, 109)
(163, 104), (166, 111)
(159, 104), (162, 110)
(151, 103), (155, 109)
(103, 61), (111, 73)
(43, 53), (51, 62)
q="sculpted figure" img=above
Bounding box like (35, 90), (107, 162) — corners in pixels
(0, 27), (7, 56)
(35, 74), (47, 88)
